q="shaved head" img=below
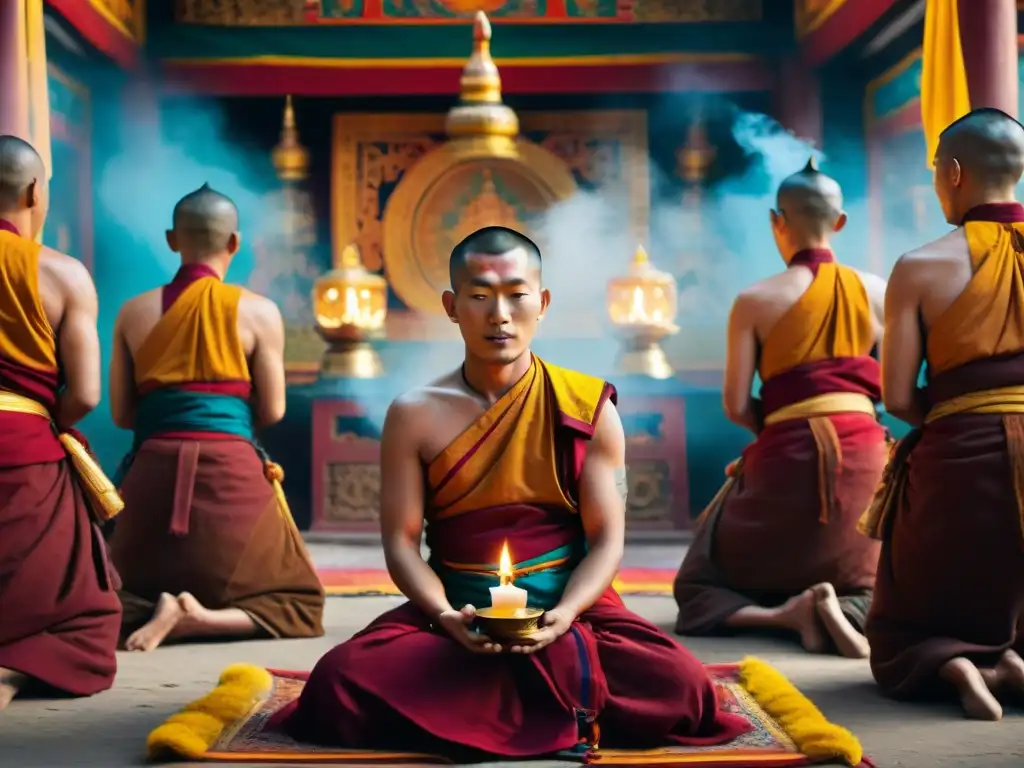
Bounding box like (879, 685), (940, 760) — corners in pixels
(936, 108), (1024, 190)
(775, 157), (844, 237)
(449, 226), (542, 289)
(170, 183), (239, 256)
(0, 135), (45, 211)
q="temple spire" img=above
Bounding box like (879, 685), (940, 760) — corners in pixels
(445, 12), (519, 140)
(272, 94), (309, 182)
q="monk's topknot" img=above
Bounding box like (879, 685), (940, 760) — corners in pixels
(171, 183), (239, 255)
(775, 156), (843, 235)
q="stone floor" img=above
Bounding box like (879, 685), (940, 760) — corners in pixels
(1, 543), (1021, 768)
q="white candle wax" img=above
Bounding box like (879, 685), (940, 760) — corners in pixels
(488, 583), (528, 617)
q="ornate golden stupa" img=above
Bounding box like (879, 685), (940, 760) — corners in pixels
(381, 12), (578, 315)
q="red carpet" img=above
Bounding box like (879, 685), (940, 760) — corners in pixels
(318, 567), (676, 597)
(147, 661), (870, 766)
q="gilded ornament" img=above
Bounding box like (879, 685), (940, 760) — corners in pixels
(380, 13), (577, 315)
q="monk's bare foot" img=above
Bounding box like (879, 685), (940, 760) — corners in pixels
(811, 583), (870, 659)
(177, 591), (207, 621)
(940, 657), (1003, 721)
(0, 668), (29, 710)
(125, 592), (183, 652)
(991, 650), (1024, 702)
(778, 589), (826, 653)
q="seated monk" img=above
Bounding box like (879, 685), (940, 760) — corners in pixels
(270, 226), (751, 756)
(107, 184), (324, 652)
(0, 136), (121, 707)
(864, 108), (1024, 720)
(674, 159), (889, 658)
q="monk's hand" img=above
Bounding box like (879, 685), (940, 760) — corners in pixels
(509, 608), (574, 654)
(437, 605), (502, 654)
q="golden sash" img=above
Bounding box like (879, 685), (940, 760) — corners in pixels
(763, 392), (876, 426)
(0, 390), (123, 523)
(858, 386), (1024, 542)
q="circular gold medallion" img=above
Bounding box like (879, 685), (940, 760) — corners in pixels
(382, 139), (578, 315)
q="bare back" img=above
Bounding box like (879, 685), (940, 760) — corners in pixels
(890, 228), (974, 333)
(111, 281), (286, 428)
(36, 247), (101, 422)
(745, 264), (886, 347)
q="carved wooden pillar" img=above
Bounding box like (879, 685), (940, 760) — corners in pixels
(957, 0), (1019, 117)
(0, 1), (30, 140)
(773, 55), (823, 147)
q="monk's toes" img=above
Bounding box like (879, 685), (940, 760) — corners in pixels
(942, 658), (1003, 721)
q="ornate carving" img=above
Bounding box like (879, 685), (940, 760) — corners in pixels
(383, 0), (538, 17)
(324, 463), (381, 522)
(332, 111), (649, 283)
(629, 0), (761, 22)
(175, 0), (309, 25)
(176, 0), (758, 22)
(625, 460), (671, 523)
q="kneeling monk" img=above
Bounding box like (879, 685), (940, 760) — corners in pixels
(674, 159), (888, 658)
(0, 136), (121, 707)
(108, 184), (324, 652)
(272, 226), (751, 755)
(863, 108), (1024, 720)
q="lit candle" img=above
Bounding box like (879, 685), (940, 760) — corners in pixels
(488, 541), (528, 617)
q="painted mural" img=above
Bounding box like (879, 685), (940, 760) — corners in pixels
(44, 64), (92, 271)
(175, 0), (762, 23)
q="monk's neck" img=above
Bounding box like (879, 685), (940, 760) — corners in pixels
(959, 201), (1024, 224)
(786, 247), (835, 269)
(461, 353), (533, 404)
(179, 257), (227, 280)
(0, 215), (30, 238)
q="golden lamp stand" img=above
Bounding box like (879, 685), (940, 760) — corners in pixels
(607, 246), (680, 380)
(312, 244), (388, 379)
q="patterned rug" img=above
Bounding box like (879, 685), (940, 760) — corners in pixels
(318, 567), (675, 597)
(147, 659), (871, 767)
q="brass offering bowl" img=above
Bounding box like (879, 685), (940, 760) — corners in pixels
(474, 607), (545, 641)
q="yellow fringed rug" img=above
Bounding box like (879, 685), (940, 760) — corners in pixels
(147, 658), (872, 767)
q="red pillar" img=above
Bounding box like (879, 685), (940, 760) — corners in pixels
(957, 0), (1019, 117)
(773, 56), (823, 147)
(0, 1), (30, 139)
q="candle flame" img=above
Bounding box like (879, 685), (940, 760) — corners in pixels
(498, 540), (513, 587)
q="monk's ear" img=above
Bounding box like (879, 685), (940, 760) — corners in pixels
(441, 289), (457, 322)
(25, 179), (39, 208)
(950, 158), (963, 187)
(165, 230), (180, 253)
(538, 288), (551, 319)
(832, 212), (848, 234)
(227, 231), (241, 256)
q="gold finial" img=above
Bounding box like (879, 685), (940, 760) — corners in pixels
(445, 12), (519, 140)
(340, 243), (363, 270)
(633, 245), (649, 265)
(271, 94), (309, 182)
(804, 155), (819, 173)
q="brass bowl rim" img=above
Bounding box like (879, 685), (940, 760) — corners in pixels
(475, 606), (545, 621)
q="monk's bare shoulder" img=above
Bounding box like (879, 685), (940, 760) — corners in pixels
(239, 288), (284, 329)
(892, 228), (968, 274)
(38, 246), (94, 297)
